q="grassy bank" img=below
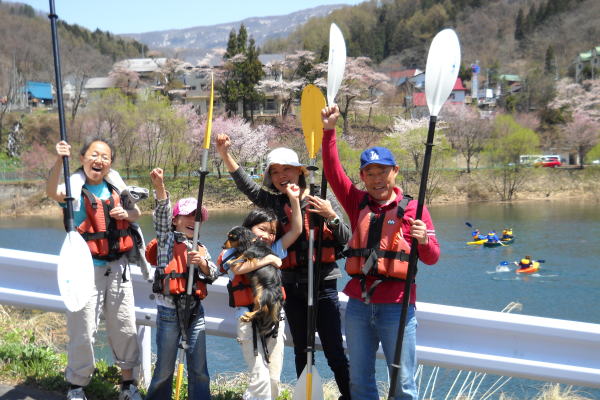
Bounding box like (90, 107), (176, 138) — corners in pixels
(1, 166), (600, 218)
(0, 305), (594, 400)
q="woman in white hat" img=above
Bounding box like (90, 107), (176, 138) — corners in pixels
(216, 134), (351, 399)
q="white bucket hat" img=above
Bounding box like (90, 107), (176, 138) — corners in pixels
(263, 147), (306, 186)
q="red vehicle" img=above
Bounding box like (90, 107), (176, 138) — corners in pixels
(534, 156), (561, 168)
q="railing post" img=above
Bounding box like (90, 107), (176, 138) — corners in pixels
(136, 325), (152, 389)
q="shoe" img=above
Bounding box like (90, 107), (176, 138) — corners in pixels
(119, 383), (144, 400)
(66, 387), (87, 400)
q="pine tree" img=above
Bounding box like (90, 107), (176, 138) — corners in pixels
(544, 45), (556, 76)
(514, 9), (525, 41)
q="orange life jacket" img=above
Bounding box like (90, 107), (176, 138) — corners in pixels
(280, 202), (339, 269)
(145, 238), (208, 299)
(77, 184), (134, 260)
(344, 194), (413, 302)
(218, 249), (286, 308)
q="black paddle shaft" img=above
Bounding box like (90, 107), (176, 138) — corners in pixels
(388, 116), (437, 397)
(48, 0), (75, 232)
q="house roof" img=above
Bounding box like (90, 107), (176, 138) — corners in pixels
(25, 81), (53, 100)
(259, 54), (285, 65)
(113, 58), (167, 73)
(84, 77), (116, 90)
(413, 92), (427, 107)
(388, 69), (423, 79)
(453, 78), (466, 91)
(499, 74), (522, 82)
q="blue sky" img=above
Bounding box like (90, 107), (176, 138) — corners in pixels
(11, 0), (365, 34)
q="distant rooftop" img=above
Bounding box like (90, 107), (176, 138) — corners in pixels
(113, 58), (167, 73)
(25, 81), (53, 100)
(84, 77), (116, 90)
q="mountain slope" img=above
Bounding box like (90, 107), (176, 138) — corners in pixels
(122, 5), (346, 62)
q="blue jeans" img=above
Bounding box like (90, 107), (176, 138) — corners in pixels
(345, 298), (417, 400)
(146, 304), (211, 400)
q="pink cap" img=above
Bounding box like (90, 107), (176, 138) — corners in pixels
(172, 197), (208, 221)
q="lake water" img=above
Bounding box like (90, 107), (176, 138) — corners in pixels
(1, 199), (599, 398)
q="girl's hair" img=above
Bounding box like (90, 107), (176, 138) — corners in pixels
(79, 136), (116, 162)
(242, 208), (283, 240)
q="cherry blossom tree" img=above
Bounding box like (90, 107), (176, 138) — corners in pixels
(315, 56), (391, 137)
(563, 112), (600, 168)
(258, 51), (317, 118)
(199, 115), (277, 177)
(441, 103), (492, 172)
(21, 143), (55, 179)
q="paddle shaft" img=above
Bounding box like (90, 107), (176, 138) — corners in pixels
(305, 161), (318, 387)
(48, 0), (75, 232)
(175, 149), (210, 398)
(388, 116), (437, 396)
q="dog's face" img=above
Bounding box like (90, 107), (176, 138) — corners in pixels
(223, 226), (256, 253)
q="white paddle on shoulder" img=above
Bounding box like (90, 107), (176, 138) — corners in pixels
(49, 0), (94, 312)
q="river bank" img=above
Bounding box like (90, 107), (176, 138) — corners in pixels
(1, 167), (599, 217)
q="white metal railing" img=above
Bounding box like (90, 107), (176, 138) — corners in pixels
(1, 247), (599, 390)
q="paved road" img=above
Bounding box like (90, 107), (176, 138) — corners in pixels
(0, 384), (62, 400)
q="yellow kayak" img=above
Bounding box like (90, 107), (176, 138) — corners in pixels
(466, 239), (486, 245)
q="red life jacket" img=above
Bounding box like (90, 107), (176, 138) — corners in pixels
(280, 202), (338, 269)
(217, 249), (286, 308)
(77, 184), (134, 260)
(344, 194), (413, 302)
(145, 238), (208, 299)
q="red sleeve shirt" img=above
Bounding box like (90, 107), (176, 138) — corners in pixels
(322, 128), (440, 303)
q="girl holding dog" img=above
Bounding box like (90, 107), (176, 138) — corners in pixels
(216, 133), (352, 400)
(145, 167), (219, 400)
(218, 184), (300, 400)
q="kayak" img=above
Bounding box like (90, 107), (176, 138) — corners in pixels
(516, 261), (540, 274)
(483, 238), (515, 248)
(466, 239), (487, 245)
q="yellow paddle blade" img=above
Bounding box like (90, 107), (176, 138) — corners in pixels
(174, 362), (185, 399)
(301, 84), (326, 159)
(293, 365), (324, 400)
(203, 72), (214, 150)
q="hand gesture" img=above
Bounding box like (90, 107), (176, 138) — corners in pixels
(321, 105), (340, 130)
(150, 168), (164, 188)
(284, 183), (300, 200)
(216, 133), (231, 157)
(306, 195), (336, 220)
(408, 218), (428, 245)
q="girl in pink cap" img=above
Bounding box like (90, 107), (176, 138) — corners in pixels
(146, 167), (217, 400)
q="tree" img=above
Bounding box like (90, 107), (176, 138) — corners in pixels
(544, 45), (556, 77)
(563, 112), (600, 168)
(257, 51), (317, 118)
(442, 104), (492, 172)
(514, 9), (525, 41)
(218, 25), (265, 121)
(484, 114), (540, 201)
(315, 56), (390, 137)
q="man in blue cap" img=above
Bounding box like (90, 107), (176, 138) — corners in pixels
(320, 105), (440, 400)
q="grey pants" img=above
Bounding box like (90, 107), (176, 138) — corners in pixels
(65, 257), (140, 386)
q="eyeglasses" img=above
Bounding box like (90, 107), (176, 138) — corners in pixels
(87, 153), (111, 163)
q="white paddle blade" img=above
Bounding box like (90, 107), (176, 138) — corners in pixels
(425, 29), (461, 117)
(293, 366), (324, 400)
(57, 231), (94, 312)
(327, 23), (347, 106)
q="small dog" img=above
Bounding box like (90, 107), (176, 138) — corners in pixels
(223, 226), (284, 338)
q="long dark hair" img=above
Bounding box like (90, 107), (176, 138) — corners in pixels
(242, 208), (283, 240)
(79, 136), (116, 162)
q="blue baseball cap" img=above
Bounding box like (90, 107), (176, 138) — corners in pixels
(359, 147), (397, 169)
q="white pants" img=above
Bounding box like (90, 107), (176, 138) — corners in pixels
(237, 315), (285, 400)
(65, 257), (140, 386)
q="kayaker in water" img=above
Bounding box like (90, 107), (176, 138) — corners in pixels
(486, 231), (500, 243)
(516, 256), (534, 271)
(501, 228), (514, 240)
(472, 229), (485, 240)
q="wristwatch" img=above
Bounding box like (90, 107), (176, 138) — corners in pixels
(326, 215), (340, 229)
